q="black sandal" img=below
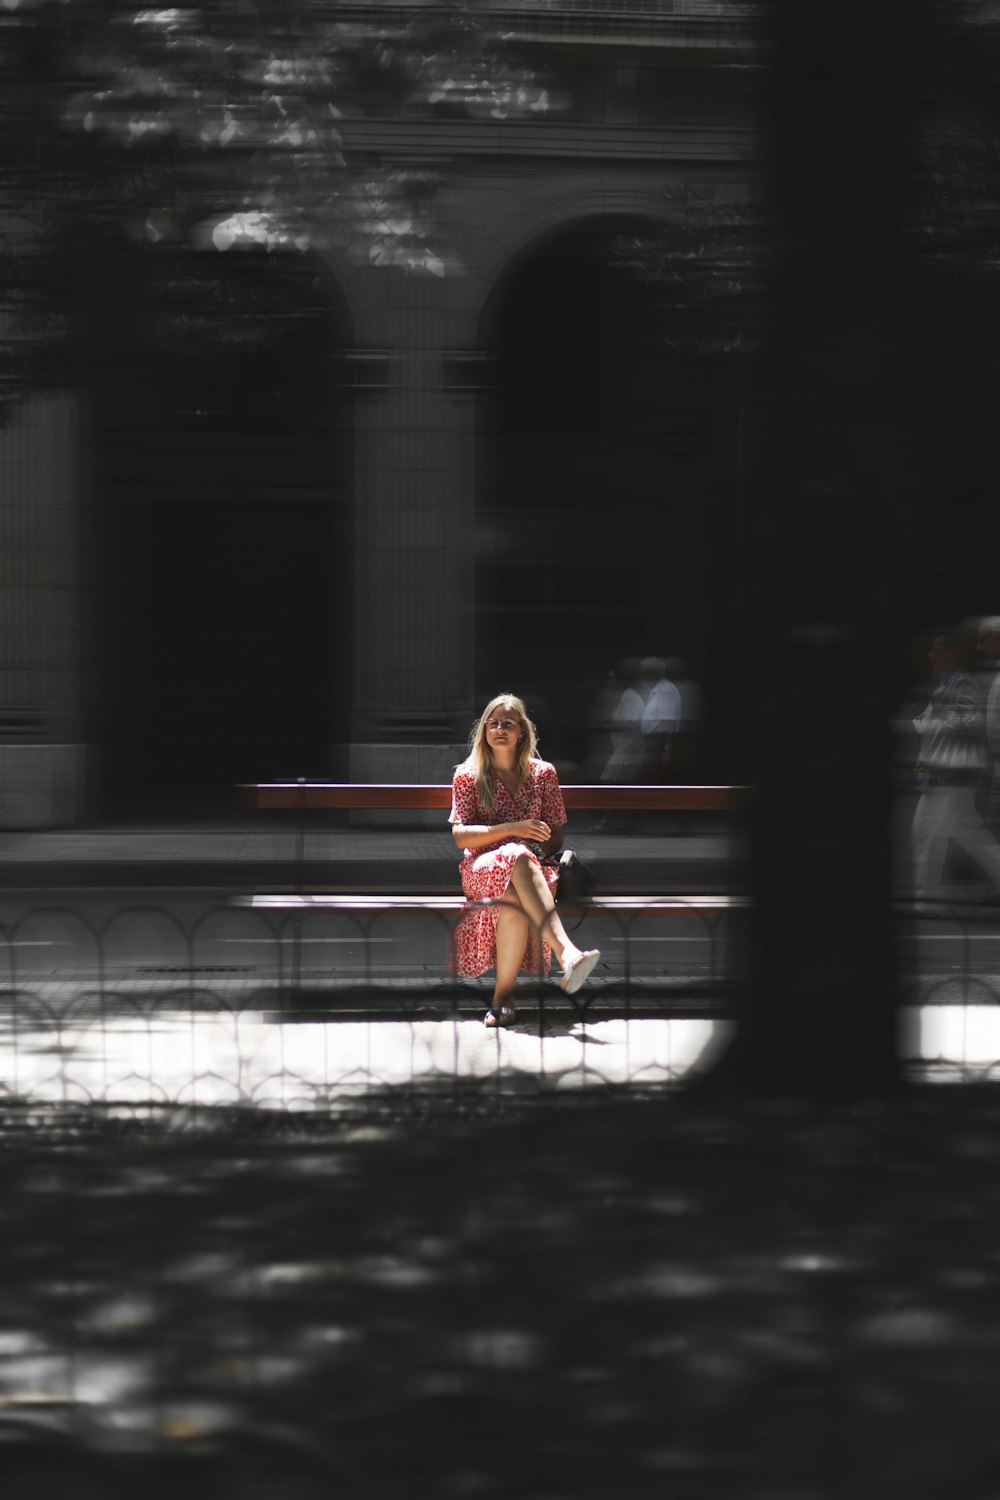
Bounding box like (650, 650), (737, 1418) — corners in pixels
(484, 1004), (516, 1028)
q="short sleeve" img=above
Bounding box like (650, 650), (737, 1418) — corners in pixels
(539, 763), (567, 828)
(449, 769), (478, 826)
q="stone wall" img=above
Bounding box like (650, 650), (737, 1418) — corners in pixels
(0, 396), (92, 827)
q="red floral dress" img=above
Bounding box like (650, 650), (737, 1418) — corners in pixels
(448, 758), (567, 978)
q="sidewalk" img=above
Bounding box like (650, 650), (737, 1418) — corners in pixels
(2, 1085), (999, 1498)
(0, 820), (748, 889)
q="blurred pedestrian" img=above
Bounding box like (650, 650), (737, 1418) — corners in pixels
(977, 616), (1000, 834)
(449, 693), (601, 1027)
(911, 628), (1000, 906)
(663, 656), (704, 784)
(595, 657), (646, 832)
(583, 663), (619, 781)
(602, 658), (645, 783)
(639, 656), (681, 781)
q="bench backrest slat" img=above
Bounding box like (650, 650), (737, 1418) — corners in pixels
(242, 783), (746, 811)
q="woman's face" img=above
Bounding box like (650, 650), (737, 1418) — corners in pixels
(485, 705), (522, 752)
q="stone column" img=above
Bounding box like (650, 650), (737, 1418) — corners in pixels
(345, 291), (479, 816)
(0, 394), (93, 827)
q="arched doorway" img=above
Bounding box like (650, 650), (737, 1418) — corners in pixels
(478, 217), (742, 778)
(93, 242), (351, 817)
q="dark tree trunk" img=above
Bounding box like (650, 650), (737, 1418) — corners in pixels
(716, 1), (932, 1096)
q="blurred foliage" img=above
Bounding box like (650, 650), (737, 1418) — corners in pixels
(609, 184), (769, 359)
(5, 1), (1000, 427)
(0, 0), (560, 418)
(607, 2), (1000, 371)
(890, 1), (1000, 534)
(913, 5), (1000, 264)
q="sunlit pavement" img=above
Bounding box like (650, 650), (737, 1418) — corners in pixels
(0, 1005), (728, 1110)
(0, 877), (749, 1107)
(4, 910), (1000, 1107)
(2, 988), (999, 1119)
(5, 825), (1000, 1104)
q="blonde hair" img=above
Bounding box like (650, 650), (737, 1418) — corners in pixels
(461, 693), (539, 814)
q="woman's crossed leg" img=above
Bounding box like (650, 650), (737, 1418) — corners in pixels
(485, 854), (600, 1027)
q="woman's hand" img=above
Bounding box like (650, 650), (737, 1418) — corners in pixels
(513, 819), (551, 843)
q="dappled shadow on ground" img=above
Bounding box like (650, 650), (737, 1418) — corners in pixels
(3, 1082), (1000, 1498)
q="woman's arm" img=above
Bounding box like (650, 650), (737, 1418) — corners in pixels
(452, 819), (551, 851)
(537, 763), (568, 858)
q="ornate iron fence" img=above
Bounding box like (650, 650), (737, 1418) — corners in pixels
(897, 898), (1000, 1081)
(7, 890), (1000, 1112)
(0, 896), (748, 1119)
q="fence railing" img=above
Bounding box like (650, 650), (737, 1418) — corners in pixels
(0, 896), (748, 1118)
(6, 890), (1000, 1113)
(897, 897), (1000, 1082)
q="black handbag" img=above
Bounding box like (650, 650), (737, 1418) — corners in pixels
(549, 847), (598, 905)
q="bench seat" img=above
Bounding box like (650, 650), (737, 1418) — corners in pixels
(239, 893), (750, 913)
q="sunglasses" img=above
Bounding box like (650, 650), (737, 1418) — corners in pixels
(487, 718), (519, 732)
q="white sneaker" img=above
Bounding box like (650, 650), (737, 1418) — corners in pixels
(560, 949), (601, 996)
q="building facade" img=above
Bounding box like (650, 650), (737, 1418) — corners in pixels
(0, 1), (762, 825)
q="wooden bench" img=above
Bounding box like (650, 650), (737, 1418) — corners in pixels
(242, 782), (743, 814)
(239, 782), (746, 891)
(238, 781), (747, 909)
(236, 783), (749, 1006)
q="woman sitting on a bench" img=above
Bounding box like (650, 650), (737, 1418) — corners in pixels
(449, 693), (601, 1028)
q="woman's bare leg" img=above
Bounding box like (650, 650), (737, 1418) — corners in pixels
(507, 854), (581, 970)
(492, 892), (530, 1012)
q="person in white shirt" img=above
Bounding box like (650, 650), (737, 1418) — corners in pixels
(639, 656), (681, 780)
(663, 656), (704, 784)
(602, 658), (645, 783)
(978, 616), (1000, 833)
